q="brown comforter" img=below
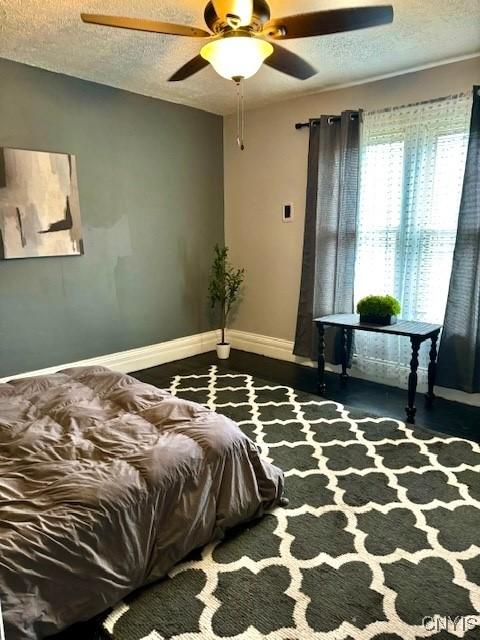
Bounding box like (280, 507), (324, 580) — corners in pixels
(0, 366), (284, 640)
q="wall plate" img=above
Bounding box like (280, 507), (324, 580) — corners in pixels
(283, 203), (293, 222)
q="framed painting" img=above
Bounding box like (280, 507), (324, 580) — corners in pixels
(0, 147), (84, 259)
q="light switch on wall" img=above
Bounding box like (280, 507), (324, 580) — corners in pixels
(283, 203), (294, 222)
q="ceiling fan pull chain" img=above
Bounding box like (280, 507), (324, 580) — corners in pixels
(235, 77), (246, 151)
(236, 80), (240, 147)
(241, 78), (246, 151)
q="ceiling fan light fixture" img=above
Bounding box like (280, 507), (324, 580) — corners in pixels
(200, 35), (273, 80)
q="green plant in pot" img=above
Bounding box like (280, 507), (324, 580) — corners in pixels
(209, 244), (245, 359)
(356, 294), (401, 326)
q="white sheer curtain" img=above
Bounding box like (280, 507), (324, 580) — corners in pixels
(353, 93), (472, 388)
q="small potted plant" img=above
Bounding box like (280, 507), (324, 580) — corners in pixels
(208, 244), (245, 359)
(356, 294), (401, 326)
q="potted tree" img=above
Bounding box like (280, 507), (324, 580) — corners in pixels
(208, 244), (245, 359)
(356, 294), (401, 326)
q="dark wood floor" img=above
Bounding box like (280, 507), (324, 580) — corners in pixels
(133, 349), (479, 443)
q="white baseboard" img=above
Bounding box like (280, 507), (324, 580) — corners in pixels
(228, 329), (480, 408)
(2, 328), (479, 408)
(228, 329), (341, 372)
(0, 331), (218, 383)
(228, 330), (304, 364)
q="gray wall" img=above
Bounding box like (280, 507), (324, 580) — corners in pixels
(0, 58), (224, 377)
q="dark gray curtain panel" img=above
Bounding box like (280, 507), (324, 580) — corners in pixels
(437, 87), (480, 393)
(294, 111), (360, 363)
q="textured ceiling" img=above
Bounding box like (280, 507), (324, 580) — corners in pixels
(0, 0), (479, 114)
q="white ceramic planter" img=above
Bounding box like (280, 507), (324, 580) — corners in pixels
(216, 343), (231, 360)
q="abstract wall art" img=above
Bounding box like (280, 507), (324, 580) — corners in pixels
(0, 147), (84, 259)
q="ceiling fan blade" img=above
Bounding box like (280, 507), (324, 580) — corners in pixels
(212, 0), (253, 27)
(168, 55), (210, 81)
(264, 44), (316, 80)
(81, 13), (211, 38)
(264, 5), (394, 40)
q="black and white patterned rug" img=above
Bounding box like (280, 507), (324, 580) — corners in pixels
(104, 366), (480, 640)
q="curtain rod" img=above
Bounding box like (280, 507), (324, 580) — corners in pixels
(295, 86), (477, 129)
(295, 113), (360, 129)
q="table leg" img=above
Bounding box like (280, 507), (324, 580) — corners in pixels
(406, 337), (421, 424)
(426, 331), (439, 407)
(340, 328), (352, 381)
(317, 323), (326, 394)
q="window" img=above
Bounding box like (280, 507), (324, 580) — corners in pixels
(353, 94), (472, 388)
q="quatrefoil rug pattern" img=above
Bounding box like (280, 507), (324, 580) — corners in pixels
(104, 366), (480, 640)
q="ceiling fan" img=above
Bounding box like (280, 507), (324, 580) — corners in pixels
(81, 1), (394, 83)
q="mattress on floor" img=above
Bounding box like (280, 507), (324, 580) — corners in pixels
(0, 366), (284, 640)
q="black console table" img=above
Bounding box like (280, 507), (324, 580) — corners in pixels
(314, 314), (442, 425)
